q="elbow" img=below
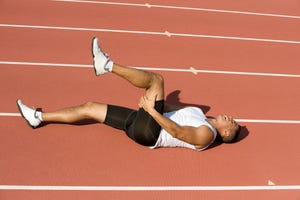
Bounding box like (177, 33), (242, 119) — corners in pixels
(171, 126), (184, 140)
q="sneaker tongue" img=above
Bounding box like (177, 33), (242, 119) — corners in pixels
(34, 111), (43, 121)
(34, 111), (38, 118)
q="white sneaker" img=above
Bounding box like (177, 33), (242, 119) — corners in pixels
(91, 37), (114, 75)
(17, 99), (41, 128)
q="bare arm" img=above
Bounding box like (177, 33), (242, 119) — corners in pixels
(139, 95), (214, 149)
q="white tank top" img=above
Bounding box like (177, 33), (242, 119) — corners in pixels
(150, 107), (217, 151)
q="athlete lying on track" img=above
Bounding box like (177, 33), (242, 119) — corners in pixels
(17, 37), (240, 151)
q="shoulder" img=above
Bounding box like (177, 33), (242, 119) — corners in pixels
(197, 125), (215, 139)
(194, 125), (215, 149)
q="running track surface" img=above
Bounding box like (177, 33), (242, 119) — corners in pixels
(0, 0), (300, 199)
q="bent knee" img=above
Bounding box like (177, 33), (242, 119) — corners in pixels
(152, 73), (164, 87)
(147, 73), (164, 100)
(81, 102), (99, 116)
(83, 101), (96, 109)
(81, 101), (107, 122)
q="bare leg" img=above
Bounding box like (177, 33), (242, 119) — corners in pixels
(112, 63), (164, 101)
(20, 37), (165, 127)
(42, 102), (107, 123)
(40, 65), (163, 124)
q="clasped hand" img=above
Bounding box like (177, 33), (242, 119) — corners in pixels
(138, 94), (157, 114)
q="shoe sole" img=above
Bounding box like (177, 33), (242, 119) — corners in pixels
(91, 37), (110, 76)
(91, 37), (98, 76)
(16, 100), (37, 129)
(91, 37), (97, 58)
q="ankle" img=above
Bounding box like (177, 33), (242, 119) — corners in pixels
(36, 111), (43, 121)
(106, 60), (114, 72)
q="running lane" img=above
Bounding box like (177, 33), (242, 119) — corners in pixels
(1, 66), (300, 186)
(1, 28), (300, 75)
(1, 0), (300, 74)
(1, 0), (300, 199)
(1, 0), (300, 41)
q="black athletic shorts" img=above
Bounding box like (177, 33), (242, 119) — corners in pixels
(103, 100), (164, 146)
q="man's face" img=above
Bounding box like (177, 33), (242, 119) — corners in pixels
(216, 114), (239, 137)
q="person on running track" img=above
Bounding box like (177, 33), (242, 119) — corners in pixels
(17, 37), (240, 151)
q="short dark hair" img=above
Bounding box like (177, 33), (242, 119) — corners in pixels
(222, 125), (241, 143)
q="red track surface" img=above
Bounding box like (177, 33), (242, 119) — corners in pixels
(1, 0), (300, 199)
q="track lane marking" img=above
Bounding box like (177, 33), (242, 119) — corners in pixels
(2, 112), (300, 124)
(1, 23), (300, 44)
(0, 113), (21, 117)
(1, 61), (300, 78)
(53, 0), (300, 20)
(1, 184), (300, 191)
(235, 119), (300, 124)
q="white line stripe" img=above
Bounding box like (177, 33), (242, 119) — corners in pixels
(1, 61), (300, 78)
(137, 66), (300, 78)
(2, 112), (300, 124)
(1, 23), (300, 45)
(0, 61), (91, 68)
(1, 185), (300, 191)
(236, 119), (300, 124)
(171, 32), (300, 44)
(53, 0), (300, 20)
(54, 0), (146, 8)
(0, 113), (21, 117)
(0, 23), (165, 36)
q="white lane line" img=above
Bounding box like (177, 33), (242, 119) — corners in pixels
(1, 23), (300, 45)
(0, 113), (21, 117)
(1, 185), (300, 191)
(2, 113), (300, 124)
(137, 66), (300, 78)
(0, 61), (91, 68)
(53, 0), (300, 20)
(1, 61), (300, 78)
(0, 23), (165, 36)
(235, 119), (300, 124)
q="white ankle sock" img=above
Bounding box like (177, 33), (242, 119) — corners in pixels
(106, 61), (114, 72)
(36, 111), (43, 121)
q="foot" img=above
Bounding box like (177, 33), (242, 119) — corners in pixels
(17, 99), (41, 128)
(91, 37), (114, 75)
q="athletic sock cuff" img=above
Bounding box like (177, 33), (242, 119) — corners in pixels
(106, 60), (114, 72)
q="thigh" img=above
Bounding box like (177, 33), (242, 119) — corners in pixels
(127, 100), (164, 146)
(103, 104), (137, 130)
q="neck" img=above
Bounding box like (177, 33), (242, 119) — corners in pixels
(206, 118), (216, 128)
(206, 118), (221, 135)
